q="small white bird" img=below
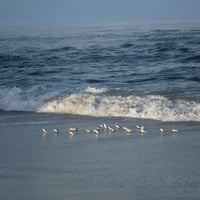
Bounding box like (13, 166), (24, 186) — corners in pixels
(136, 125), (141, 129)
(42, 128), (48, 135)
(140, 130), (146, 134)
(126, 128), (132, 133)
(69, 128), (78, 132)
(171, 129), (179, 133)
(108, 126), (115, 132)
(68, 128), (78, 136)
(69, 131), (75, 136)
(53, 128), (59, 135)
(123, 126), (132, 133)
(99, 124), (104, 129)
(140, 126), (146, 133)
(160, 128), (165, 134)
(103, 123), (108, 129)
(86, 128), (91, 133)
(115, 124), (121, 129)
(93, 129), (100, 135)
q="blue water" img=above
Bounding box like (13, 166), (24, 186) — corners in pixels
(0, 21), (200, 121)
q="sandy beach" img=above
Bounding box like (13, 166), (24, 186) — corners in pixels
(0, 111), (200, 200)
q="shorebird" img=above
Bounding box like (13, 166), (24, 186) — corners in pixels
(139, 126), (146, 134)
(53, 128), (59, 135)
(160, 128), (165, 134)
(123, 126), (132, 133)
(41, 128), (48, 135)
(68, 127), (78, 136)
(171, 129), (179, 133)
(68, 131), (75, 136)
(69, 128), (78, 132)
(103, 123), (108, 129)
(136, 125), (141, 129)
(86, 128), (91, 133)
(115, 124), (121, 129)
(99, 124), (104, 129)
(139, 130), (146, 135)
(108, 126), (115, 132)
(93, 129), (100, 135)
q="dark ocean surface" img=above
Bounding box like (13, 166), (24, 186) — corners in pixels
(0, 21), (200, 121)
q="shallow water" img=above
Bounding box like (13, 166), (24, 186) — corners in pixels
(0, 112), (200, 199)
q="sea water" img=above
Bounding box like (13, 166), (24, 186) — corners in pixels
(0, 21), (200, 121)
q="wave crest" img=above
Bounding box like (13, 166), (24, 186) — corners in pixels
(38, 91), (200, 121)
(84, 86), (108, 94)
(0, 86), (200, 121)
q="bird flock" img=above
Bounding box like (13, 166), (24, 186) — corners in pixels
(41, 123), (179, 138)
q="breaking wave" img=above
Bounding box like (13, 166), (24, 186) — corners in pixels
(39, 92), (200, 121)
(1, 86), (199, 122)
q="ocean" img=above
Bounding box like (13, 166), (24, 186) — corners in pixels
(0, 21), (200, 121)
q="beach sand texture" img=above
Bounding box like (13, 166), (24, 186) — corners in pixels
(0, 112), (200, 200)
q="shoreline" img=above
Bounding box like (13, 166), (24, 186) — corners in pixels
(0, 112), (200, 200)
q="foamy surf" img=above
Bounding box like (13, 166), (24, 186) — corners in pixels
(0, 86), (200, 122)
(38, 87), (200, 122)
(85, 86), (108, 94)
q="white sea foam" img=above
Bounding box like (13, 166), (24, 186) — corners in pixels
(0, 87), (36, 111)
(1, 86), (200, 122)
(0, 86), (58, 112)
(84, 86), (108, 94)
(38, 90), (200, 122)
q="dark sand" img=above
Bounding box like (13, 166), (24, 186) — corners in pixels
(0, 112), (200, 200)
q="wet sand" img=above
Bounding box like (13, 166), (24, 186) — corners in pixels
(0, 112), (200, 200)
